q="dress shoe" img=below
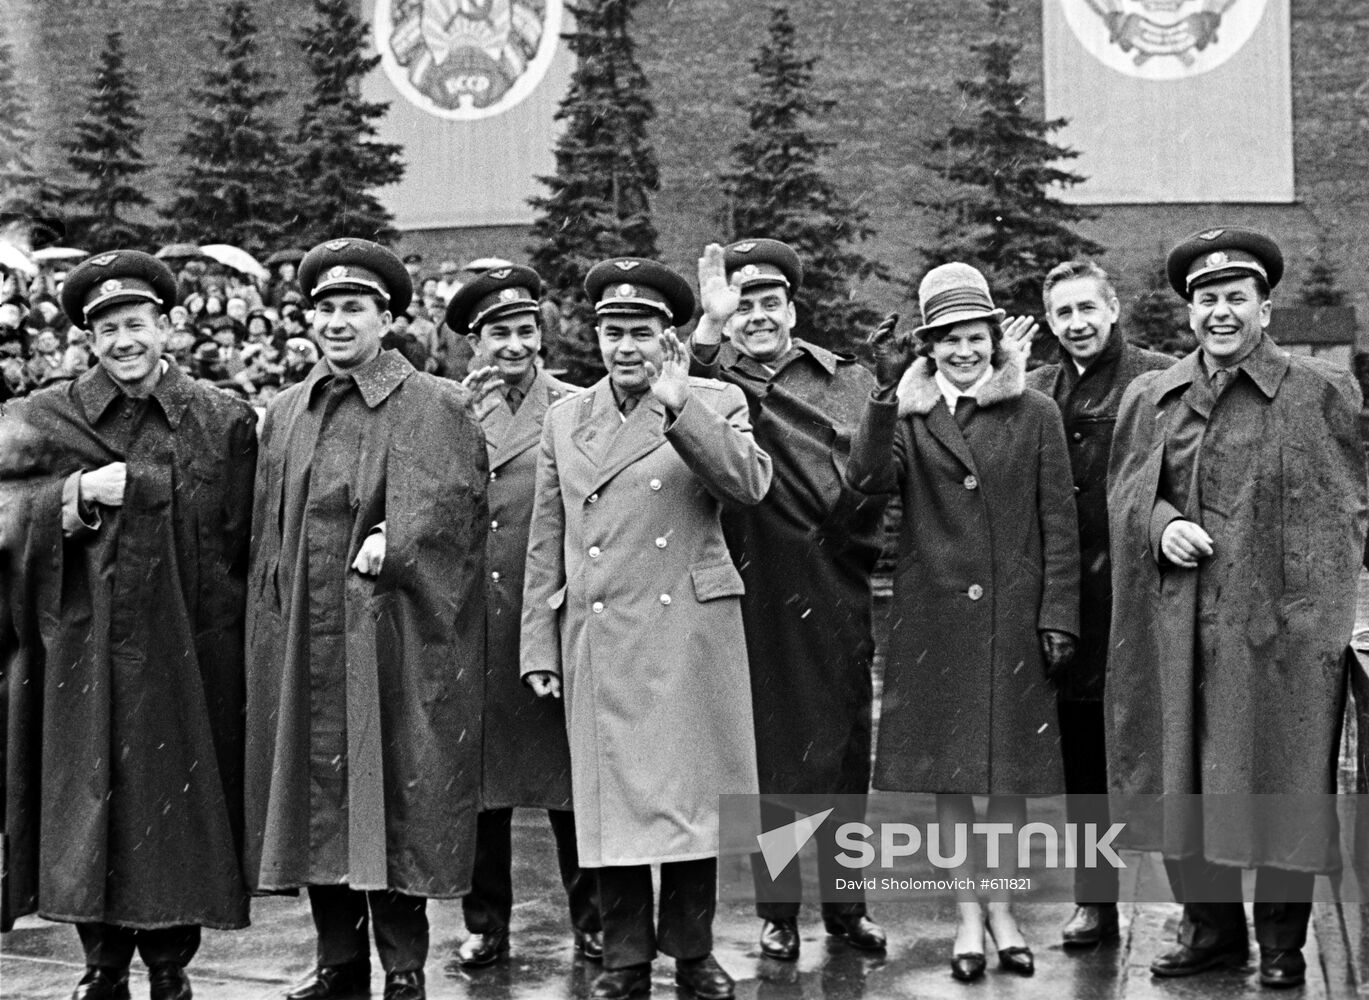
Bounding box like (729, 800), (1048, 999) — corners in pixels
(72, 968), (130, 1000)
(590, 964), (652, 999)
(148, 965), (192, 1000)
(1149, 941), (1248, 978)
(759, 918), (800, 961)
(456, 930), (510, 967)
(674, 954), (734, 1000)
(949, 952), (986, 982)
(822, 912), (888, 952)
(381, 970), (423, 1000)
(985, 914), (1034, 975)
(285, 963), (371, 1000)
(1259, 948), (1306, 989)
(574, 929), (605, 961)
(1062, 904), (1120, 947)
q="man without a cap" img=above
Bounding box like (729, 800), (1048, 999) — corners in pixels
(690, 239), (888, 960)
(1107, 226), (1368, 988)
(520, 257), (772, 1000)
(0, 249), (258, 1000)
(244, 237), (490, 1000)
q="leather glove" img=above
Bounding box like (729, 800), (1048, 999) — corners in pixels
(1039, 629), (1077, 683)
(866, 312), (913, 389)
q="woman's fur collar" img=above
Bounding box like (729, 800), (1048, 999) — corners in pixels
(896, 341), (1027, 417)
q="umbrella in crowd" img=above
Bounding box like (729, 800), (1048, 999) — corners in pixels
(0, 242), (37, 276)
(264, 248), (307, 268)
(31, 247), (87, 263)
(155, 242), (206, 263)
(201, 244), (269, 282)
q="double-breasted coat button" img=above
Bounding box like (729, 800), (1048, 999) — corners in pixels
(491, 571), (500, 582)
(588, 492), (599, 504)
(490, 520), (499, 531)
(592, 601), (604, 614)
(963, 475), (978, 490)
(489, 471), (497, 481)
(967, 584), (984, 601)
(589, 546), (601, 558)
(659, 593), (672, 605)
(1072, 431), (1083, 441)
(655, 537), (667, 549)
(649, 479), (662, 491)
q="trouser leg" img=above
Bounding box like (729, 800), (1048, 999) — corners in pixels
(1253, 868), (1314, 951)
(133, 926), (201, 968)
(597, 865), (656, 969)
(1164, 857), (1248, 949)
(752, 798), (801, 921)
(548, 809), (600, 933)
(657, 858), (717, 961)
(462, 808), (514, 934)
(819, 793), (869, 921)
(1059, 700), (1120, 906)
(76, 924), (137, 972)
(307, 884), (372, 968)
(369, 890), (429, 974)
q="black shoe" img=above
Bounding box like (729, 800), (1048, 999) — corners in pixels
(1259, 948), (1306, 989)
(575, 929), (605, 961)
(950, 952), (986, 982)
(72, 968), (130, 1000)
(1149, 941), (1248, 978)
(1062, 904), (1121, 947)
(997, 945), (1035, 976)
(759, 918), (799, 961)
(285, 963), (371, 999)
(590, 964), (651, 999)
(148, 965), (192, 1000)
(674, 955), (734, 1000)
(455, 930), (510, 967)
(381, 970), (424, 1000)
(822, 913), (888, 952)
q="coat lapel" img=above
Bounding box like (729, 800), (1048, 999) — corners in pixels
(488, 373), (551, 472)
(924, 398), (980, 475)
(586, 389), (667, 495)
(571, 379), (620, 468)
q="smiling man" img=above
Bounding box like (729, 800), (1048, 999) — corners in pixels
(1107, 227), (1368, 988)
(441, 265), (598, 969)
(1025, 261), (1173, 948)
(0, 250), (257, 1000)
(245, 238), (489, 1000)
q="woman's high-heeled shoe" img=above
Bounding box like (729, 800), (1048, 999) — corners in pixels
(985, 914), (1035, 976)
(950, 951), (986, 982)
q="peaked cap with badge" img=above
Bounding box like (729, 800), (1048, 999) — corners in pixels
(445, 263), (542, 334)
(61, 250), (178, 328)
(1166, 225), (1284, 299)
(723, 238), (803, 294)
(584, 257), (695, 327)
(299, 237), (413, 316)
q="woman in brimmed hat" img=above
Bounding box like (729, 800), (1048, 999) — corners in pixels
(847, 262), (1080, 982)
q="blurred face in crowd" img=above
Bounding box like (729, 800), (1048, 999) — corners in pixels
(279, 262), (296, 282)
(226, 297), (248, 323)
(1045, 275), (1119, 365)
(170, 305), (190, 329)
(184, 292), (205, 315)
(204, 295), (223, 316)
(213, 328), (238, 350)
(35, 301), (59, 325)
(34, 330), (60, 354)
(421, 278), (440, 306)
(727, 283), (795, 363)
(0, 303), (22, 331)
(598, 313), (666, 395)
(1189, 275), (1270, 368)
(67, 327), (87, 349)
(313, 292), (388, 372)
(90, 302), (170, 395)
(474, 308), (541, 383)
(247, 315), (270, 339)
(931, 319), (994, 391)
(169, 328), (196, 357)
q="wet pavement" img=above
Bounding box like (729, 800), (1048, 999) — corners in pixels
(0, 816), (1347, 999)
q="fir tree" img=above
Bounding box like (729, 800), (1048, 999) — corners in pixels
(1298, 237), (1347, 307)
(63, 30), (152, 249)
(165, 0), (287, 253)
(1127, 258), (1192, 357)
(286, 0), (405, 245)
(720, 6), (886, 353)
(528, 0), (660, 385)
(917, 0), (1102, 318)
(0, 32), (58, 226)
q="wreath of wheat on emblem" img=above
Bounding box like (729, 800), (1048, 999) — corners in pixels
(1080, 0), (1241, 67)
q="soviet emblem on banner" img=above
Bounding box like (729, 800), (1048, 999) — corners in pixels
(1062, 0), (1267, 79)
(375, 0), (563, 120)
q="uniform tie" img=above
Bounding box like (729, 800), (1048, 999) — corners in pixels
(505, 385), (525, 414)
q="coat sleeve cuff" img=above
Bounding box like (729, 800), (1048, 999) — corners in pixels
(61, 470), (100, 538)
(1149, 499), (1185, 563)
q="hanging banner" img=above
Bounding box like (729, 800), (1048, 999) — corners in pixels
(362, 0), (573, 229)
(1043, 0), (1293, 204)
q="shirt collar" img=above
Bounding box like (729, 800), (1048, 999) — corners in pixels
(1199, 333), (1287, 400)
(305, 348), (413, 409)
(934, 366), (992, 409)
(77, 358), (190, 428)
(504, 364), (538, 399)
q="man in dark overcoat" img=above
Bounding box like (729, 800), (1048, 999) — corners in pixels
(443, 265), (600, 968)
(1107, 227), (1368, 988)
(0, 250), (257, 1000)
(1024, 260), (1174, 947)
(688, 239), (886, 959)
(245, 238), (489, 1000)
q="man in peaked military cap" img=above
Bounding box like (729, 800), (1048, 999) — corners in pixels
(521, 257), (772, 1000)
(245, 238), (490, 1000)
(690, 238), (887, 959)
(442, 266), (601, 968)
(1, 250), (258, 1000)
(1107, 226), (1367, 988)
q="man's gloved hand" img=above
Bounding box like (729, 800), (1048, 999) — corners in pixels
(867, 312), (912, 389)
(1039, 629), (1077, 683)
